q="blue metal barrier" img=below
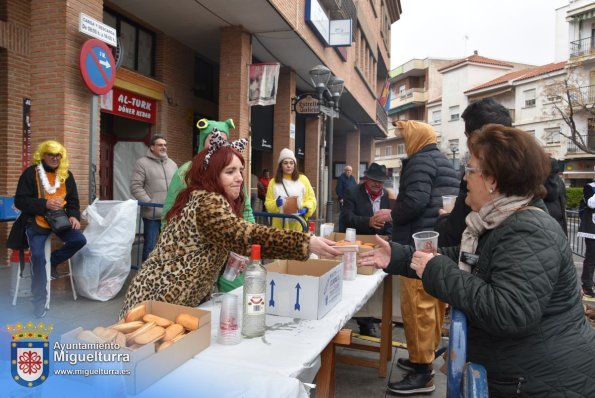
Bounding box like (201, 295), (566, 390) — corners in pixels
(447, 308), (489, 398)
(132, 201), (163, 270)
(253, 211), (308, 232)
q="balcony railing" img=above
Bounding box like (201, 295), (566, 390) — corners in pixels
(567, 134), (588, 153)
(570, 36), (595, 57)
(578, 84), (595, 103)
(394, 88), (428, 109)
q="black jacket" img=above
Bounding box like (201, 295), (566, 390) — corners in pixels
(391, 144), (459, 244)
(340, 183), (392, 235)
(435, 175), (471, 246)
(543, 171), (567, 235)
(579, 181), (595, 239)
(386, 200), (595, 397)
(8, 164), (81, 249)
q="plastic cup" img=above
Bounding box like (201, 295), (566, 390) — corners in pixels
(345, 228), (356, 242)
(217, 294), (241, 345)
(222, 252), (248, 281)
(210, 292), (225, 312)
(342, 251), (357, 281)
(412, 231), (439, 255)
(320, 223), (335, 238)
(442, 195), (457, 213)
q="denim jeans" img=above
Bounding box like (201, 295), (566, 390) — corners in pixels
(142, 218), (161, 262)
(25, 224), (87, 307)
(582, 238), (595, 291)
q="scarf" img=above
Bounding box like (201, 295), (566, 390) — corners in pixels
(458, 194), (533, 272)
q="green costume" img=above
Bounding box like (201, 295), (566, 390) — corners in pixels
(161, 118), (254, 292)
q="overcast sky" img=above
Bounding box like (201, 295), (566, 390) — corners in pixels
(390, 0), (569, 69)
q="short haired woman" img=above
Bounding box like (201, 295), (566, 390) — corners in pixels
(360, 124), (595, 397)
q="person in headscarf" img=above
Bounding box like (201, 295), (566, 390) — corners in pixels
(387, 121), (459, 394)
(12, 140), (86, 318)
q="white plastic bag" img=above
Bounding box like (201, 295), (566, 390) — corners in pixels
(71, 199), (138, 301)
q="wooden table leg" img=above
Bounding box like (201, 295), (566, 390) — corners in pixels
(316, 329), (352, 397)
(379, 275), (393, 377)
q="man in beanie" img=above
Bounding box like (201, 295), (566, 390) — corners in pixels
(160, 118), (254, 293)
(130, 134), (178, 261)
(265, 148), (316, 231)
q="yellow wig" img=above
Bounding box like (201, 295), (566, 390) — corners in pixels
(32, 140), (70, 182)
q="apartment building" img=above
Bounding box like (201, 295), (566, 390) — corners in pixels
(0, 0), (401, 258)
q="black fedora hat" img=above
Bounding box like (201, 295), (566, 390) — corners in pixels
(364, 163), (388, 181)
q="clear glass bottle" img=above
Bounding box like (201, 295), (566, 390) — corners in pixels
(242, 244), (267, 337)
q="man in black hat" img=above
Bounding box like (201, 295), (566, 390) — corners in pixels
(340, 162), (392, 236)
(340, 162), (392, 337)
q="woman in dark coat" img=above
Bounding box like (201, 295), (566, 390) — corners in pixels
(360, 124), (595, 397)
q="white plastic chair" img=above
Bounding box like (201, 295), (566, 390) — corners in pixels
(12, 237), (77, 307)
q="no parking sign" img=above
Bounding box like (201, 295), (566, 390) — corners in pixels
(79, 38), (116, 95)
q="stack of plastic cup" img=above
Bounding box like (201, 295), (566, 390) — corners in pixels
(217, 294), (242, 345)
(345, 228), (356, 242)
(343, 251), (357, 280)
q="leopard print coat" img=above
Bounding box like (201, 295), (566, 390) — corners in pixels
(121, 190), (311, 318)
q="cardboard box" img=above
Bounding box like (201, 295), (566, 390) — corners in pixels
(61, 300), (211, 395)
(0, 196), (20, 220)
(265, 259), (343, 320)
(328, 232), (388, 275)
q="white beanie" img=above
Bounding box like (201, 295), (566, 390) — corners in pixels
(278, 148), (297, 165)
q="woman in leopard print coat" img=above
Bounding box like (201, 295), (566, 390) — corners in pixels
(121, 133), (340, 317)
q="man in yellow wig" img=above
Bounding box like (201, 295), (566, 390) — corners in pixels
(13, 140), (86, 318)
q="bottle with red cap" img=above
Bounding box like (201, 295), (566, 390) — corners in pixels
(242, 244), (267, 337)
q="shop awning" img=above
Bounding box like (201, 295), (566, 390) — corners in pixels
(567, 7), (595, 22)
(563, 171), (594, 179)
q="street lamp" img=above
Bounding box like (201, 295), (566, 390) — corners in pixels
(309, 65), (344, 223)
(449, 142), (459, 168)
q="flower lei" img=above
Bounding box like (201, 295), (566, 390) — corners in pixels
(37, 164), (61, 194)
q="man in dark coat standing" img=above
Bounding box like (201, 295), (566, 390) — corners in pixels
(578, 177), (595, 298)
(388, 120), (459, 395)
(435, 98), (512, 246)
(340, 163), (393, 337)
(336, 165), (356, 231)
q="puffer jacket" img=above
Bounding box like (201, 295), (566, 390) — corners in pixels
(386, 200), (595, 397)
(391, 144), (459, 244)
(130, 150), (177, 219)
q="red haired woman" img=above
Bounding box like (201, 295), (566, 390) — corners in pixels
(121, 132), (340, 316)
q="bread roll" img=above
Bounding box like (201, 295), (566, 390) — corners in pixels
(109, 321), (144, 334)
(125, 321), (156, 344)
(175, 313), (199, 331)
(142, 314), (172, 327)
(163, 323), (184, 342)
(125, 304), (146, 322)
(134, 325), (165, 345)
(156, 340), (174, 352)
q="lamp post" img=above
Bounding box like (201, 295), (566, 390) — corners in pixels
(449, 142), (459, 168)
(309, 65), (344, 223)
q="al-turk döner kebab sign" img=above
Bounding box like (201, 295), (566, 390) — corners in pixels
(100, 87), (157, 124)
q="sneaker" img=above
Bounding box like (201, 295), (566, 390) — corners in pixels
(583, 288), (595, 299)
(34, 303), (47, 319)
(387, 371), (435, 395)
(397, 358), (435, 376)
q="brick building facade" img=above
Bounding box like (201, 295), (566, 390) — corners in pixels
(0, 0), (401, 260)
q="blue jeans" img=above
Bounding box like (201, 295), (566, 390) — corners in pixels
(142, 218), (161, 261)
(25, 224), (87, 307)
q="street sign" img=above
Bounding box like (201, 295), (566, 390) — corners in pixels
(79, 13), (117, 47)
(79, 39), (116, 95)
